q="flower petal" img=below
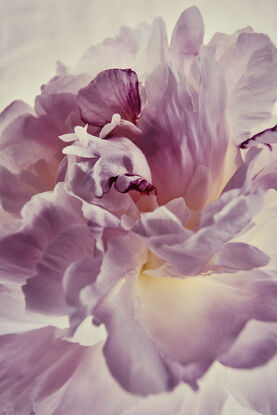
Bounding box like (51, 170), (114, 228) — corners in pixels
(170, 6), (204, 59)
(77, 69), (141, 127)
(0, 166), (34, 215)
(131, 190), (262, 275)
(216, 32), (277, 143)
(213, 242), (270, 272)
(23, 224), (95, 316)
(0, 326), (86, 414)
(137, 47), (228, 208)
(63, 126), (153, 199)
(0, 184), (88, 284)
(98, 281), (172, 395)
(219, 320), (277, 369)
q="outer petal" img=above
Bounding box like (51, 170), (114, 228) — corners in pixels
(77, 69), (141, 127)
(0, 327), (138, 415)
(170, 6), (204, 59)
(213, 31), (277, 143)
(221, 355), (277, 415)
(0, 184), (91, 286)
(98, 280), (172, 395)
(219, 320), (277, 369)
(0, 326), (86, 414)
(0, 284), (66, 335)
(0, 166), (34, 215)
(76, 24), (150, 76)
(23, 224), (95, 315)
(33, 342), (138, 415)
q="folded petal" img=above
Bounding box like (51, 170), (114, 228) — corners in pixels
(0, 184), (90, 286)
(62, 126), (153, 199)
(77, 69), (141, 127)
(0, 166), (34, 215)
(213, 242), (270, 272)
(23, 223), (95, 315)
(131, 190), (262, 275)
(0, 283), (67, 335)
(98, 280), (172, 395)
(0, 326), (86, 414)
(219, 320), (277, 369)
(137, 47), (229, 208)
(0, 326), (138, 415)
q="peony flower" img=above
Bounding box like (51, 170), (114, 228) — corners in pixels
(1, 5), (277, 414)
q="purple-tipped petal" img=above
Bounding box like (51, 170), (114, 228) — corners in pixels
(77, 69), (141, 127)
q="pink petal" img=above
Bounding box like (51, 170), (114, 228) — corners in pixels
(137, 48), (228, 208)
(23, 224), (95, 316)
(219, 320), (277, 369)
(213, 242), (269, 272)
(63, 126), (153, 199)
(0, 184), (88, 284)
(131, 190), (262, 275)
(170, 6), (204, 59)
(0, 166), (34, 215)
(0, 327), (86, 414)
(219, 32), (277, 143)
(77, 69), (141, 127)
(99, 281), (171, 395)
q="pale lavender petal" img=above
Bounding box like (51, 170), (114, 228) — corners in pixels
(137, 47), (228, 208)
(33, 342), (138, 415)
(98, 281), (172, 395)
(0, 184), (88, 284)
(23, 224), (95, 315)
(63, 126), (153, 199)
(0, 327), (86, 414)
(221, 355), (277, 415)
(213, 242), (270, 272)
(170, 6), (204, 59)
(0, 284), (65, 335)
(141, 16), (169, 72)
(131, 190), (262, 275)
(219, 321), (277, 369)
(221, 32), (277, 143)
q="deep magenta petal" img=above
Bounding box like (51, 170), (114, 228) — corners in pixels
(77, 68), (141, 127)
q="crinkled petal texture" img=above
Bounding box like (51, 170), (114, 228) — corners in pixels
(61, 125), (155, 200)
(0, 71), (86, 217)
(2, 4), (277, 414)
(136, 47), (229, 208)
(87, 184), (277, 395)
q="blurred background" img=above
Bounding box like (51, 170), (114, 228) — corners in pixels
(0, 0), (277, 111)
